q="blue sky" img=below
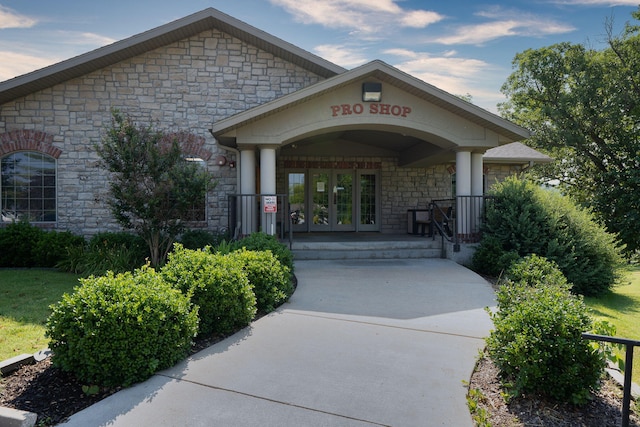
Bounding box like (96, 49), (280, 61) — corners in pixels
(0, 0), (638, 112)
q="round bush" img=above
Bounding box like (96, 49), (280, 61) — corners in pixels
(179, 229), (229, 250)
(34, 230), (85, 267)
(486, 257), (605, 404)
(0, 221), (44, 267)
(229, 249), (293, 313)
(232, 232), (294, 273)
(161, 244), (256, 336)
(46, 266), (198, 387)
(472, 177), (623, 296)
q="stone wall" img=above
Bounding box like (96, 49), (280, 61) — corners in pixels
(0, 29), (323, 236)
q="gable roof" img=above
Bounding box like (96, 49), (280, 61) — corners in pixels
(210, 60), (531, 143)
(0, 7), (345, 105)
(484, 141), (552, 164)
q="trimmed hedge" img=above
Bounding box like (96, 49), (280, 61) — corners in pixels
(161, 244), (257, 336)
(472, 177), (623, 296)
(486, 255), (606, 404)
(228, 248), (293, 313)
(46, 266), (198, 387)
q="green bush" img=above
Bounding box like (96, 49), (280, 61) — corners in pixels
(472, 177), (623, 296)
(161, 244), (256, 336)
(56, 232), (149, 276)
(231, 232), (294, 273)
(0, 221), (44, 267)
(46, 266), (198, 387)
(179, 229), (229, 250)
(34, 231), (85, 267)
(229, 249), (293, 313)
(486, 256), (605, 404)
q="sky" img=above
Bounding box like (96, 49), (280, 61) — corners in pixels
(0, 0), (639, 112)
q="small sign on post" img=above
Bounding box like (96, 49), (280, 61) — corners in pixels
(263, 196), (277, 213)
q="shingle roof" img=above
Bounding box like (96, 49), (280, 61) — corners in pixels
(484, 142), (552, 164)
(0, 8), (345, 105)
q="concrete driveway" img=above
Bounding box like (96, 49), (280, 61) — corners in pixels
(61, 258), (495, 427)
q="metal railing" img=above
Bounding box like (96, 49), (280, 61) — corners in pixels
(228, 194), (292, 248)
(582, 333), (640, 427)
(430, 196), (496, 252)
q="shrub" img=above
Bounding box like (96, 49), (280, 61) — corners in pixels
(0, 221), (44, 267)
(231, 232), (294, 272)
(161, 244), (256, 336)
(229, 249), (293, 313)
(56, 232), (149, 276)
(486, 256), (605, 404)
(179, 229), (229, 250)
(472, 177), (623, 296)
(34, 231), (85, 267)
(46, 266), (198, 387)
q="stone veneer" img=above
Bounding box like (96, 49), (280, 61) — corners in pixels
(0, 29), (323, 236)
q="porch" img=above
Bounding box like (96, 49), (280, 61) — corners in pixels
(228, 194), (493, 262)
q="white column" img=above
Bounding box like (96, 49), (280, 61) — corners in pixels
(260, 146), (277, 235)
(470, 152), (485, 235)
(239, 146), (256, 235)
(471, 152), (484, 196)
(456, 150), (471, 237)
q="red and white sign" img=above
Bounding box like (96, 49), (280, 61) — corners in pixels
(263, 196), (278, 213)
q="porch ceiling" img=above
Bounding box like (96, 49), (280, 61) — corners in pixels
(280, 129), (454, 167)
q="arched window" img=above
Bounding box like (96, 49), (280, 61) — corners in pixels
(1, 152), (56, 223)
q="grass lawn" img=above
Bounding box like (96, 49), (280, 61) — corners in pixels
(584, 266), (640, 386)
(0, 269), (80, 362)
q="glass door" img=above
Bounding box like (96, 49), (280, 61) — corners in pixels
(332, 171), (355, 231)
(288, 172), (306, 232)
(358, 172), (379, 231)
(310, 171), (330, 231)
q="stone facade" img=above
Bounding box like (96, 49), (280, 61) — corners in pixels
(0, 29), (323, 236)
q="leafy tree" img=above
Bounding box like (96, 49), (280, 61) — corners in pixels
(97, 110), (215, 266)
(499, 7), (640, 253)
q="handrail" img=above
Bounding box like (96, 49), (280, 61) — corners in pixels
(228, 193), (292, 249)
(582, 333), (640, 427)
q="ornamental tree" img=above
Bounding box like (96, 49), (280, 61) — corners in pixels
(499, 7), (640, 253)
(96, 110), (215, 266)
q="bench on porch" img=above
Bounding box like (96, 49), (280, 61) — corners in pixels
(407, 209), (432, 236)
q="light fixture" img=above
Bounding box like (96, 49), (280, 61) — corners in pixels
(362, 82), (382, 102)
(215, 155), (227, 166)
(229, 161), (236, 168)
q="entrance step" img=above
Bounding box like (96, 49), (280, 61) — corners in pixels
(291, 238), (443, 260)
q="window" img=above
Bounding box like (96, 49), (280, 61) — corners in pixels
(1, 152), (56, 223)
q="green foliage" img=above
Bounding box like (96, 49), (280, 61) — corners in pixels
(179, 229), (229, 250)
(33, 231), (86, 267)
(96, 109), (215, 267)
(161, 244), (256, 337)
(472, 177), (623, 296)
(466, 386), (491, 427)
(46, 266), (198, 387)
(486, 256), (606, 405)
(0, 222), (85, 268)
(228, 249), (293, 314)
(231, 232), (294, 273)
(499, 7), (640, 253)
(0, 221), (44, 267)
(56, 232), (149, 276)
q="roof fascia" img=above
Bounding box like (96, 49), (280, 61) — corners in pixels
(0, 8), (345, 105)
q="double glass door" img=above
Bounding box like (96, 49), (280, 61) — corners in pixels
(288, 169), (379, 232)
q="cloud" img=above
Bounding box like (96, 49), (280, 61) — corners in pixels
(270, 0), (443, 34)
(55, 31), (117, 47)
(435, 8), (575, 45)
(314, 44), (369, 68)
(0, 50), (61, 82)
(550, 0), (639, 5)
(0, 5), (37, 29)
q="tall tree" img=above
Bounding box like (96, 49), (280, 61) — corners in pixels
(499, 8), (640, 253)
(97, 110), (215, 266)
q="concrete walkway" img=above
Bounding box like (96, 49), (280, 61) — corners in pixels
(61, 259), (495, 427)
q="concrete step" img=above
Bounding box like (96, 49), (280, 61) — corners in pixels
(291, 238), (444, 260)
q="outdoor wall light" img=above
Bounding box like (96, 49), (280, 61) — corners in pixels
(229, 160), (236, 168)
(215, 155), (227, 166)
(362, 82), (382, 102)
